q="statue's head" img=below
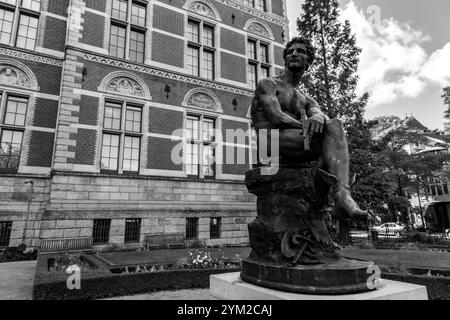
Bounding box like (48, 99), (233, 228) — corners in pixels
(283, 36), (315, 72)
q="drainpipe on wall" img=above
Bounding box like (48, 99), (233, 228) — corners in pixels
(22, 180), (34, 247)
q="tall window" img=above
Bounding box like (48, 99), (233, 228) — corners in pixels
(247, 39), (271, 89)
(210, 217), (221, 239)
(0, 221), (12, 247)
(92, 219), (111, 245)
(101, 100), (142, 174)
(186, 217), (199, 240)
(186, 115), (216, 179)
(124, 218), (141, 243)
(0, 93), (27, 173)
(187, 19), (215, 80)
(110, 0), (146, 63)
(0, 0), (40, 50)
(242, 0), (266, 11)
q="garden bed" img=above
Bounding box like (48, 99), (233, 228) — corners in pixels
(33, 252), (240, 300)
(0, 245), (37, 263)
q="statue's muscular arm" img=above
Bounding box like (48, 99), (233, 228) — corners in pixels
(255, 78), (303, 129)
(304, 95), (329, 134)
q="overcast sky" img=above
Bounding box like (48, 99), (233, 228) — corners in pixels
(285, 0), (450, 130)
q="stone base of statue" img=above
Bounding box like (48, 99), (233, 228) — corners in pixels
(210, 273), (429, 300)
(241, 258), (374, 294)
(242, 165), (376, 294)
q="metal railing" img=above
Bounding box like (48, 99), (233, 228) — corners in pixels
(40, 237), (93, 253)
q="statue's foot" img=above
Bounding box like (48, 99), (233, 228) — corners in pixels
(334, 189), (373, 222)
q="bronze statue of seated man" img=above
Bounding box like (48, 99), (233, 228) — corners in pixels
(250, 36), (371, 223)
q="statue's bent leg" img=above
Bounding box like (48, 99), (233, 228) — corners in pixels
(321, 119), (369, 221)
(277, 129), (321, 163)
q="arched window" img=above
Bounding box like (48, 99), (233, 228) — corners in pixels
(244, 20), (274, 89)
(0, 60), (38, 173)
(99, 72), (150, 174)
(184, 1), (220, 80)
(183, 88), (221, 179)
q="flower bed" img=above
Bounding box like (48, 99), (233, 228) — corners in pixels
(33, 252), (240, 300)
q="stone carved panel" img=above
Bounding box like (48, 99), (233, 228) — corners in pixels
(0, 66), (32, 88)
(248, 22), (270, 38)
(188, 1), (216, 19)
(187, 93), (217, 111)
(106, 77), (144, 97)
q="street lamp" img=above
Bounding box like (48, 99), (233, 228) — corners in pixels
(22, 180), (34, 247)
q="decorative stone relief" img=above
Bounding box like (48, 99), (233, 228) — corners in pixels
(248, 22), (270, 38)
(187, 93), (217, 111)
(106, 77), (144, 97)
(0, 66), (32, 88)
(188, 1), (216, 19)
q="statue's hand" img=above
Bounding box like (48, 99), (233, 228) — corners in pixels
(306, 114), (325, 136)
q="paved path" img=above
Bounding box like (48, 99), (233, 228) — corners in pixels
(104, 289), (217, 300)
(0, 261), (36, 300)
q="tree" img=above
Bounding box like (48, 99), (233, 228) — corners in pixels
(443, 87), (450, 120)
(297, 0), (365, 123)
(443, 87), (450, 134)
(297, 0), (381, 242)
(374, 127), (450, 227)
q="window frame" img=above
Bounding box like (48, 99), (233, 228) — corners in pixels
(209, 217), (221, 239)
(186, 17), (216, 80)
(247, 37), (272, 89)
(242, 0), (267, 12)
(109, 0), (147, 63)
(124, 218), (141, 243)
(0, 91), (28, 173)
(186, 217), (199, 240)
(101, 98), (143, 175)
(0, 221), (12, 247)
(92, 219), (111, 245)
(0, 0), (40, 50)
(185, 113), (217, 179)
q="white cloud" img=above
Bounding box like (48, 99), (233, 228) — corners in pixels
(420, 43), (450, 86)
(340, 1), (450, 108)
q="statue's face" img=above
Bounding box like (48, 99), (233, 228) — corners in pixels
(285, 43), (309, 73)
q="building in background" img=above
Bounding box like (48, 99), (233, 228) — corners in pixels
(0, 0), (289, 249)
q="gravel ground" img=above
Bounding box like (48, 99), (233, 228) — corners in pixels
(103, 289), (217, 300)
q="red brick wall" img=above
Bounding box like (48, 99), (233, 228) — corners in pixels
(42, 16), (67, 52)
(220, 52), (247, 83)
(47, 0), (70, 17)
(81, 12), (105, 48)
(222, 145), (250, 175)
(272, 0), (285, 17)
(151, 32), (185, 68)
(148, 108), (184, 136)
(32, 98), (58, 129)
(27, 131), (55, 167)
(73, 129), (97, 166)
(152, 5), (185, 36)
(147, 137), (183, 171)
(220, 28), (246, 55)
(85, 0), (106, 12)
(79, 95), (99, 126)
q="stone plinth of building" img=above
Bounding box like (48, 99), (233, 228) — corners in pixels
(210, 273), (429, 300)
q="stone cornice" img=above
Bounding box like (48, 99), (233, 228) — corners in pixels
(83, 52), (255, 97)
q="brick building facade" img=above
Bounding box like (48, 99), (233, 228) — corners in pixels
(0, 0), (288, 249)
